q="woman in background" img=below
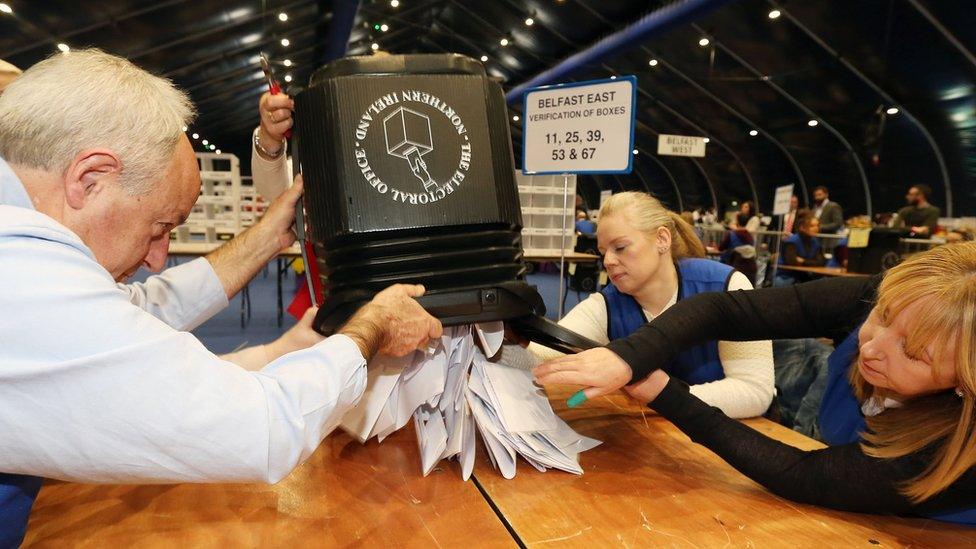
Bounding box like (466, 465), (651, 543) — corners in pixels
(529, 192), (773, 419)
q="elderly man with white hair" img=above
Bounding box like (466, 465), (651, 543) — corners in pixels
(0, 49), (443, 546)
(0, 59), (19, 92)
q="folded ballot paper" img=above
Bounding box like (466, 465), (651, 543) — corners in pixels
(340, 322), (601, 479)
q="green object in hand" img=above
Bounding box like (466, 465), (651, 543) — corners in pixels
(567, 390), (588, 408)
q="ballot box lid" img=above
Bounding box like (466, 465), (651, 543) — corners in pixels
(310, 53), (485, 85)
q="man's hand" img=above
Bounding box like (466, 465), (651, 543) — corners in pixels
(267, 306), (324, 360)
(204, 174), (302, 298)
(532, 347), (633, 403)
(255, 174), (302, 251)
(338, 284), (443, 361)
(257, 91), (294, 159)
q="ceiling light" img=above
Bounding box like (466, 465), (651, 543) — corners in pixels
(698, 37), (710, 47)
(749, 129), (759, 136)
(525, 17), (534, 26)
(886, 107), (900, 115)
(768, 9), (781, 19)
(632, 149), (638, 155)
(390, 0), (399, 6)
(610, 75), (616, 80)
(371, 42), (380, 51)
(648, 59), (658, 67)
(500, 37), (509, 46)
(283, 59), (292, 67)
(380, 23), (389, 32)
(480, 55), (488, 62)
(192, 133), (199, 140)
(209, 144), (216, 151)
(703, 137), (710, 143)
(278, 12), (288, 22)
(512, 115), (520, 122)
(284, 74), (292, 82)
(215, 149), (221, 154)
(0, 3), (11, 14)
(807, 119), (818, 127)
(182, 125), (188, 132)
(280, 38), (290, 47)
(57, 43), (70, 53)
(202, 139), (209, 146)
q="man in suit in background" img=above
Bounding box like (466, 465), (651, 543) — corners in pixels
(811, 186), (843, 234)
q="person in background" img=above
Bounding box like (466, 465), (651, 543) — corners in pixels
(0, 60), (20, 94)
(811, 186), (843, 234)
(575, 209), (596, 235)
(718, 213), (757, 285)
(534, 242), (976, 525)
(783, 194), (799, 234)
(774, 212), (825, 286)
(249, 87), (322, 319)
(734, 200), (761, 233)
(894, 184), (940, 237)
(528, 192), (774, 419)
(0, 49), (442, 546)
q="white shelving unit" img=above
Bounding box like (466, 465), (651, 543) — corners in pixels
(517, 173), (576, 256)
(239, 176), (269, 229)
(173, 153), (243, 243)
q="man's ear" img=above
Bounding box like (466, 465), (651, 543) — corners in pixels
(64, 150), (122, 210)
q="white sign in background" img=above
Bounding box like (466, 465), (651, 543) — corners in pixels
(657, 134), (707, 157)
(522, 76), (636, 174)
(772, 184), (795, 216)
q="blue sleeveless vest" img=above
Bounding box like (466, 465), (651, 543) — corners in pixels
(720, 231), (750, 264)
(819, 326), (976, 525)
(603, 258), (732, 385)
(778, 233), (821, 264)
(0, 473), (43, 547)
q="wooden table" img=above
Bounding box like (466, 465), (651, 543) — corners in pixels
(475, 387), (976, 547)
(168, 242), (302, 257)
(26, 384), (974, 547)
(24, 426), (513, 548)
(777, 264), (869, 277)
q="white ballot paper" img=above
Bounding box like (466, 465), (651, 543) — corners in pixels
(340, 323), (600, 479)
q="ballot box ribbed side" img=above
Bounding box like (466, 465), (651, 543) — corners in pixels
(295, 54), (529, 324)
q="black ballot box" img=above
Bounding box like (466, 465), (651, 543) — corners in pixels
(294, 54), (596, 352)
(847, 228), (905, 274)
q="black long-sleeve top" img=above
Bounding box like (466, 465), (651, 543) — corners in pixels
(606, 275), (976, 517)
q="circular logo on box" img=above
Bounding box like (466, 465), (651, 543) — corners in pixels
(353, 90), (472, 205)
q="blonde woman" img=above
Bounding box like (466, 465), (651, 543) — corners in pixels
(529, 192), (774, 419)
(536, 242), (976, 523)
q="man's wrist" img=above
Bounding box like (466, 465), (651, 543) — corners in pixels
(247, 220), (288, 260)
(338, 309), (383, 361)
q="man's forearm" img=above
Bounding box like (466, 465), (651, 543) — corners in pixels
(205, 223), (283, 299)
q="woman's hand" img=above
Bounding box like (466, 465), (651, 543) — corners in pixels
(533, 347), (633, 402)
(267, 306), (323, 360)
(622, 370), (671, 406)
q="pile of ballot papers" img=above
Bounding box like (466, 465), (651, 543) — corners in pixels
(340, 321), (601, 479)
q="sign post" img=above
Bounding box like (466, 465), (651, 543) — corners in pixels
(522, 76), (637, 317)
(769, 184), (795, 285)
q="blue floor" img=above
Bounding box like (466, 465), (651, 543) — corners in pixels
(137, 260), (591, 354)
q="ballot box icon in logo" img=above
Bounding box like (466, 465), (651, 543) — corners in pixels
(383, 106), (436, 191)
(294, 54), (598, 353)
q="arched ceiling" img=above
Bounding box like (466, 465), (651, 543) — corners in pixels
(1, 0), (973, 216)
